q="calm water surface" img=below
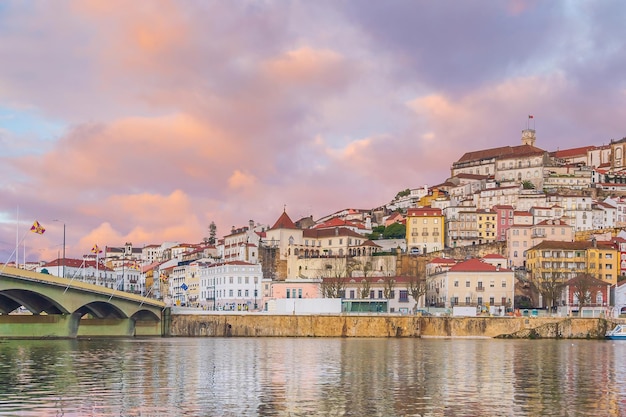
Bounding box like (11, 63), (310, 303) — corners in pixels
(0, 337), (624, 416)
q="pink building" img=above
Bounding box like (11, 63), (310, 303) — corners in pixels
(269, 279), (321, 300)
(492, 205), (515, 242)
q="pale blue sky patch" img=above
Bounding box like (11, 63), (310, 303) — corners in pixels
(0, 106), (64, 156)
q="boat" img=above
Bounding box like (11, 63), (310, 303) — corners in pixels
(606, 324), (626, 340)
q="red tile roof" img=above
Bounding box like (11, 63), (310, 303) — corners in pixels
(448, 258), (511, 272)
(456, 144), (545, 164)
(550, 146), (595, 158)
(407, 207), (443, 216)
(429, 257), (457, 265)
(271, 211), (297, 230)
(482, 254), (506, 259)
(530, 240), (614, 251)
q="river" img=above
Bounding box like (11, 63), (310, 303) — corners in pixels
(0, 337), (624, 416)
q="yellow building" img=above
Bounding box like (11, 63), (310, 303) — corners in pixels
(476, 209), (497, 244)
(526, 240), (618, 286)
(406, 207), (445, 254)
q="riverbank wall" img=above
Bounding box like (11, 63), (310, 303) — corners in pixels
(168, 313), (619, 339)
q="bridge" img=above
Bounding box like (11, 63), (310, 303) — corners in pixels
(0, 266), (166, 338)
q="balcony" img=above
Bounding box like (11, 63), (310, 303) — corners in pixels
(422, 232), (429, 236)
(475, 286), (485, 292)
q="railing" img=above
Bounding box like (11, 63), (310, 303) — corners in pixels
(475, 287), (485, 292)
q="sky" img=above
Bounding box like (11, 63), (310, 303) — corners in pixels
(1, 0), (626, 263)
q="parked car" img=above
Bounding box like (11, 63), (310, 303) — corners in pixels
(415, 309), (432, 316)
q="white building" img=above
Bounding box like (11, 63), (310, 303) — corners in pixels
(36, 258), (115, 288)
(200, 261), (263, 311)
(426, 257), (515, 313)
(114, 263), (144, 295)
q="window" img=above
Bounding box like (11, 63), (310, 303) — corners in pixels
(454, 281), (459, 287)
(378, 290), (383, 299)
(477, 297), (483, 305)
(477, 281), (483, 289)
(298, 289), (302, 298)
(370, 290), (375, 299)
(237, 289), (242, 297)
(465, 296), (471, 304)
(350, 290), (355, 299)
(286, 289), (290, 298)
(466, 281), (470, 287)
(399, 290), (409, 301)
(390, 290), (395, 299)
(490, 281), (495, 288)
(502, 280), (507, 288)
(489, 297), (495, 305)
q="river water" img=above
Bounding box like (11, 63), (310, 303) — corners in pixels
(0, 337), (624, 416)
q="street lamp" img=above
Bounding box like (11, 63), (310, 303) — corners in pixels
(53, 220), (65, 278)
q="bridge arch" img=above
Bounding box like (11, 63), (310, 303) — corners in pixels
(75, 301), (127, 319)
(0, 289), (68, 315)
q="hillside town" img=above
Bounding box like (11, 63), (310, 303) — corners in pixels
(17, 128), (626, 317)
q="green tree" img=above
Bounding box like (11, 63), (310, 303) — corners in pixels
(206, 221), (217, 245)
(394, 189), (411, 199)
(367, 225), (385, 240)
(383, 222), (406, 239)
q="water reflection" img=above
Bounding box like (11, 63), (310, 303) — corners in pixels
(0, 338), (624, 416)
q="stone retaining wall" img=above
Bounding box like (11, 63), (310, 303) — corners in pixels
(169, 313), (618, 339)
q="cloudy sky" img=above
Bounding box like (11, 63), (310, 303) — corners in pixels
(1, 0), (625, 262)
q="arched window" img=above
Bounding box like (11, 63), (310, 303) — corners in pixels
(596, 291), (603, 305)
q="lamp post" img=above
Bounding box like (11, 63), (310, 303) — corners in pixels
(53, 220), (65, 278)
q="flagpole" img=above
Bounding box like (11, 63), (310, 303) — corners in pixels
(16, 206), (19, 267)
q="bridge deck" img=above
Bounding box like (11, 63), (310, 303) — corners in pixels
(0, 265), (164, 308)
